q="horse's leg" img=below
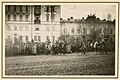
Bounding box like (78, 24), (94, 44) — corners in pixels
(95, 48), (97, 54)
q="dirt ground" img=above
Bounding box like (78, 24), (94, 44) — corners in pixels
(5, 52), (115, 75)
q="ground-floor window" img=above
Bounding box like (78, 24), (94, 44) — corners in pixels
(46, 36), (49, 41)
(26, 36), (28, 41)
(19, 36), (23, 42)
(38, 36), (41, 42)
(53, 36), (55, 42)
(34, 36), (37, 41)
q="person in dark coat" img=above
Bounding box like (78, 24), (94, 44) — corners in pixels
(81, 42), (87, 55)
(62, 42), (67, 55)
(59, 41), (63, 55)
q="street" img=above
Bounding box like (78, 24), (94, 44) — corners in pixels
(5, 52), (115, 75)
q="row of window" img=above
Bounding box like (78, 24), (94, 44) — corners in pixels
(7, 14), (29, 21)
(7, 36), (29, 42)
(6, 26), (29, 31)
(63, 27), (113, 34)
(63, 28), (87, 34)
(6, 5), (57, 13)
(7, 13), (55, 22)
(45, 6), (57, 12)
(45, 12), (55, 22)
(63, 28), (100, 34)
(34, 36), (55, 42)
(11, 35), (55, 42)
(35, 26), (55, 31)
(34, 36), (41, 41)
(6, 25), (55, 31)
(19, 36), (29, 41)
(6, 5), (29, 12)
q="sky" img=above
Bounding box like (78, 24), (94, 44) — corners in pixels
(61, 3), (116, 20)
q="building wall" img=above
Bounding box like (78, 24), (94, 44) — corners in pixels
(5, 5), (115, 44)
(33, 5), (61, 42)
(60, 16), (115, 41)
(5, 5), (32, 44)
(5, 5), (61, 43)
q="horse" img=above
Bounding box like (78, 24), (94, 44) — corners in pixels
(93, 41), (100, 54)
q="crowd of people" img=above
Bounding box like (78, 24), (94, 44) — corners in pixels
(5, 38), (115, 56)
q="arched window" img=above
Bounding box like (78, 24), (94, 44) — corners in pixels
(20, 6), (22, 11)
(6, 25), (11, 31)
(38, 36), (41, 41)
(19, 26), (23, 31)
(26, 15), (28, 21)
(26, 36), (28, 41)
(14, 25), (17, 31)
(8, 14), (10, 21)
(26, 6), (28, 11)
(34, 36), (37, 41)
(20, 15), (22, 21)
(83, 28), (86, 34)
(77, 26), (81, 34)
(63, 28), (67, 34)
(35, 28), (39, 31)
(46, 26), (49, 31)
(71, 28), (75, 34)
(46, 6), (50, 12)
(46, 13), (50, 22)
(25, 26), (29, 31)
(52, 26), (55, 31)
(13, 14), (16, 21)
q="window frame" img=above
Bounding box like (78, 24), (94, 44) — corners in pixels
(20, 15), (22, 21)
(14, 25), (17, 31)
(26, 36), (28, 41)
(71, 28), (75, 34)
(34, 36), (37, 41)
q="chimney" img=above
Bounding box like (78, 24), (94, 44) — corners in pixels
(67, 18), (70, 20)
(82, 17), (84, 20)
(70, 17), (73, 20)
(60, 18), (62, 20)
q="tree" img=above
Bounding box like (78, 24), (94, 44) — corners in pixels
(58, 35), (66, 42)
(89, 29), (99, 41)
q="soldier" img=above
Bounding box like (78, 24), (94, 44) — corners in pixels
(17, 44), (20, 54)
(25, 43), (29, 55)
(47, 42), (52, 55)
(66, 43), (71, 54)
(51, 42), (55, 55)
(62, 41), (67, 55)
(29, 43), (32, 55)
(32, 43), (37, 55)
(82, 42), (87, 55)
(58, 41), (63, 55)
(36, 43), (39, 54)
(104, 39), (108, 54)
(44, 42), (48, 55)
(23, 43), (26, 55)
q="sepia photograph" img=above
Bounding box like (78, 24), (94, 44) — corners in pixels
(1, 2), (119, 79)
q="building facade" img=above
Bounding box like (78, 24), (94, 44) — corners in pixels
(5, 5), (61, 44)
(5, 5), (115, 44)
(60, 15), (115, 42)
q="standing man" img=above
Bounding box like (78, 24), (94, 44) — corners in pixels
(82, 42), (87, 55)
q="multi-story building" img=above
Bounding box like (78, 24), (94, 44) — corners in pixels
(5, 5), (115, 44)
(60, 14), (115, 42)
(5, 5), (61, 44)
